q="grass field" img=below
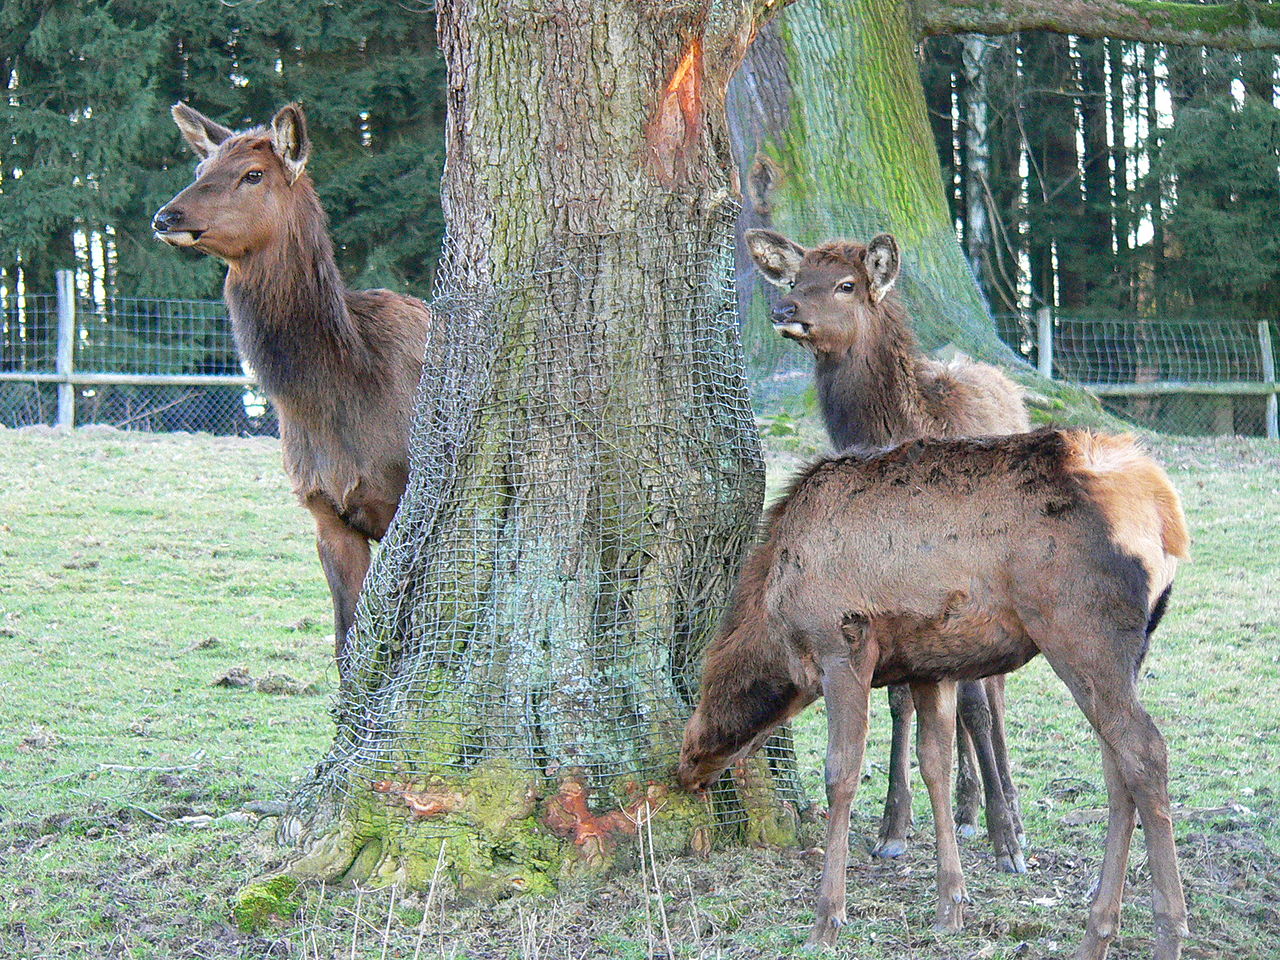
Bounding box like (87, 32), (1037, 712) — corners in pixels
(1, 425), (1277, 959)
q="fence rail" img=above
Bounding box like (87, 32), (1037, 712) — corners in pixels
(3, 276), (1278, 438)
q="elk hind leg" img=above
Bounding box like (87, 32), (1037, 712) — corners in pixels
(873, 683), (915, 858)
(1041, 632), (1187, 960)
(912, 679), (968, 933)
(807, 635), (877, 948)
(1077, 742), (1137, 960)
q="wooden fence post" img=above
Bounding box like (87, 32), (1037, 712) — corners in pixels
(1260, 320), (1277, 441)
(1036, 306), (1053, 379)
(55, 270), (76, 429)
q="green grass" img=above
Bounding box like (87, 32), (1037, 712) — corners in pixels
(1, 426), (1277, 959)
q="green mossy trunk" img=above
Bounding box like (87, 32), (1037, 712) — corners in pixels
(266, 0), (805, 906)
(728, 0), (1119, 428)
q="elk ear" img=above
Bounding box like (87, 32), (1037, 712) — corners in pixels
(745, 229), (807, 288)
(171, 103), (233, 160)
(270, 103), (311, 184)
(864, 233), (900, 304)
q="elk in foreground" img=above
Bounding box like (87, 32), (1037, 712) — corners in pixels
(679, 428), (1189, 960)
(153, 103), (431, 669)
(746, 227), (1030, 871)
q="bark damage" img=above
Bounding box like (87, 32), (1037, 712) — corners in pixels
(647, 38), (705, 185)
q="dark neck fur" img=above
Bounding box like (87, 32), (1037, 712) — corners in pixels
(224, 182), (368, 401)
(815, 300), (926, 450)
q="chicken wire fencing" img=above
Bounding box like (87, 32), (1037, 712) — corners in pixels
(285, 217), (812, 859)
(0, 277), (276, 435)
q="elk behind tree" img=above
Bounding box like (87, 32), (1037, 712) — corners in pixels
(153, 103), (431, 668)
(679, 428), (1189, 960)
(746, 227), (1029, 871)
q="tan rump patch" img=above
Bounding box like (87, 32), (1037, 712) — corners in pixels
(1063, 432), (1190, 583)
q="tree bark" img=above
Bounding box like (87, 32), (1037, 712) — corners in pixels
(260, 0), (804, 909)
(913, 0), (1280, 49)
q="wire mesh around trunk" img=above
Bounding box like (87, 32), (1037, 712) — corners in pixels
(281, 211), (807, 889)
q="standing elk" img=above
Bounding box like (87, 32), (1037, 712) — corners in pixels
(153, 103), (431, 670)
(746, 227), (1030, 872)
(678, 428), (1189, 959)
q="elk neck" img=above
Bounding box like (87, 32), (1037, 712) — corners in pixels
(223, 182), (371, 403)
(814, 304), (927, 450)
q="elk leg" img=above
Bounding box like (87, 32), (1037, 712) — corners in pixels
(957, 679), (1025, 873)
(985, 674), (1026, 848)
(1041, 636), (1187, 960)
(807, 642), (876, 948)
(911, 679), (967, 933)
(1104, 702), (1185, 960)
(953, 710), (982, 839)
(1077, 742), (1137, 960)
(873, 683), (914, 858)
(307, 496), (372, 671)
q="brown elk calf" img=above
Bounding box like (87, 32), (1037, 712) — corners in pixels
(679, 429), (1189, 960)
(746, 227), (1030, 871)
(153, 103), (431, 669)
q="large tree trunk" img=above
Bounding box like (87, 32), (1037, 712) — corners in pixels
(257, 0), (804, 909)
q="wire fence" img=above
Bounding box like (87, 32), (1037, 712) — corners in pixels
(997, 312), (1279, 438)
(3, 275), (1277, 439)
(0, 275), (275, 435)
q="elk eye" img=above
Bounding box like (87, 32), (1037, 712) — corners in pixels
(788, 280), (797, 289)
(241, 170), (264, 185)
(837, 281), (856, 293)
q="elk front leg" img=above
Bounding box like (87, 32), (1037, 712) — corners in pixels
(954, 717), (981, 839)
(957, 679), (1025, 873)
(307, 496), (372, 671)
(912, 679), (968, 933)
(985, 674), (1026, 848)
(807, 641), (876, 948)
(873, 683), (914, 858)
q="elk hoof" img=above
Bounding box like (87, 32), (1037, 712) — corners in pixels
(933, 895), (966, 933)
(804, 915), (844, 948)
(871, 837), (907, 858)
(996, 850), (1028, 874)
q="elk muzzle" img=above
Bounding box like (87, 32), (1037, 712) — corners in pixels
(151, 206), (204, 247)
(771, 300), (809, 341)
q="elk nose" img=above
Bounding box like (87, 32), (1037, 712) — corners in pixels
(771, 301), (797, 324)
(152, 207), (183, 232)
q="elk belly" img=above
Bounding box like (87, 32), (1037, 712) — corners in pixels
(866, 594), (1038, 686)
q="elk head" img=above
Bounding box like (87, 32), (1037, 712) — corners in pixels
(677, 651), (816, 793)
(152, 103), (313, 263)
(744, 229), (901, 355)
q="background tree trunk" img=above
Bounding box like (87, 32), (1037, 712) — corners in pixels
(727, 1), (1117, 424)
(268, 0), (805, 903)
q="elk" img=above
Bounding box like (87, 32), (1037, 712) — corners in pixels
(679, 428), (1189, 959)
(746, 227), (1030, 872)
(153, 103), (431, 670)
